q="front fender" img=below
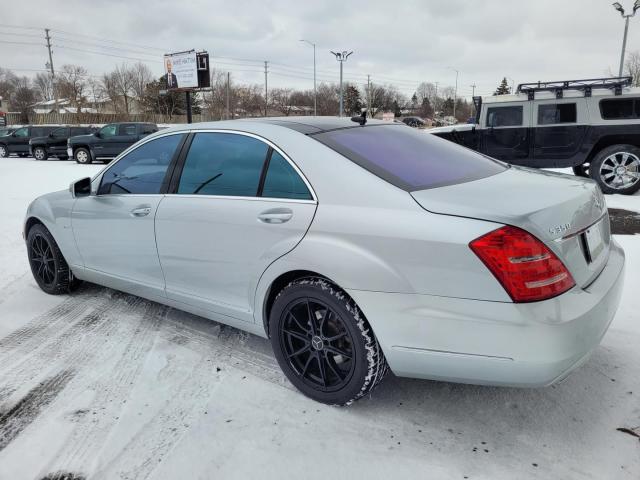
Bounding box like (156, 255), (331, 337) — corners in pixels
(25, 191), (82, 267)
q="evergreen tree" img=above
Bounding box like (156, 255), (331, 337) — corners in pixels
(494, 77), (511, 95)
(344, 84), (363, 115)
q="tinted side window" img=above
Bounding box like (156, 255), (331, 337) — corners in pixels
(99, 134), (184, 195)
(486, 106), (523, 127)
(312, 125), (506, 191)
(119, 124), (138, 136)
(262, 151), (312, 200)
(52, 128), (70, 138)
(537, 103), (576, 125)
(600, 99), (638, 119)
(14, 128), (28, 137)
(177, 133), (269, 196)
(31, 128), (45, 137)
(99, 124), (117, 137)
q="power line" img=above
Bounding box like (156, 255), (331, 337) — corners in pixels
(53, 44), (163, 64)
(0, 40), (44, 46)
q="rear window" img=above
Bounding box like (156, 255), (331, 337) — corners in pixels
(599, 98), (640, 119)
(312, 125), (506, 191)
(538, 103), (577, 125)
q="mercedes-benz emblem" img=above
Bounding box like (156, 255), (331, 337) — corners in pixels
(311, 335), (324, 351)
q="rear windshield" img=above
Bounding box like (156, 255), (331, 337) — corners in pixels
(312, 124), (505, 191)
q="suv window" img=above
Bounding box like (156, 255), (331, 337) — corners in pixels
(71, 127), (88, 135)
(51, 127), (70, 138)
(31, 127), (45, 137)
(98, 134), (184, 195)
(261, 151), (312, 200)
(600, 98), (640, 119)
(538, 103), (577, 125)
(119, 124), (138, 136)
(312, 124), (506, 191)
(13, 127), (28, 137)
(142, 124), (157, 134)
(99, 124), (117, 137)
(486, 106), (523, 127)
(177, 132), (269, 196)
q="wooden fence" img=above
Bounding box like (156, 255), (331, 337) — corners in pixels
(5, 112), (223, 126)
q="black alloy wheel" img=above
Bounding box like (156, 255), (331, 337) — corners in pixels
(279, 297), (355, 392)
(29, 232), (57, 287)
(270, 278), (388, 405)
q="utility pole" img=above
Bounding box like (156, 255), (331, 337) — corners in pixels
(226, 72), (230, 119)
(434, 82), (439, 112)
(44, 28), (57, 108)
(300, 40), (317, 115)
(367, 74), (371, 117)
(448, 67), (459, 120)
(331, 50), (353, 117)
(470, 84), (477, 97)
(264, 61), (268, 117)
(613, 1), (640, 77)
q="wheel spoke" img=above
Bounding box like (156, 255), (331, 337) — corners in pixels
(325, 345), (352, 359)
(289, 311), (309, 334)
(324, 331), (347, 342)
(287, 343), (311, 359)
(316, 353), (327, 386)
(300, 354), (314, 376)
(283, 328), (309, 343)
(324, 352), (345, 381)
(306, 300), (317, 335)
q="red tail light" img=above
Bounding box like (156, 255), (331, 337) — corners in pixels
(469, 225), (575, 303)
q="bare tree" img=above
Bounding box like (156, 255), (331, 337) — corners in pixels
(130, 62), (153, 106)
(316, 82), (339, 115)
(626, 51), (640, 87)
(12, 76), (36, 123)
(270, 88), (295, 115)
(0, 68), (19, 107)
(33, 72), (54, 102)
(56, 64), (88, 113)
(111, 63), (136, 114)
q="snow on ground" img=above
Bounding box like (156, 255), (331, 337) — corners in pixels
(0, 157), (639, 480)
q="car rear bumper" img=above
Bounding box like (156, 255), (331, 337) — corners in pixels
(346, 239), (625, 387)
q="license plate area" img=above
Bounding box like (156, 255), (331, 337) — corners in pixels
(582, 219), (605, 264)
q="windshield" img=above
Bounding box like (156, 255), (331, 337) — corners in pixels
(312, 124), (506, 191)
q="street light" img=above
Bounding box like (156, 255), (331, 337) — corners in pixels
(331, 50), (353, 117)
(613, 1), (640, 77)
(448, 66), (459, 120)
(300, 39), (317, 116)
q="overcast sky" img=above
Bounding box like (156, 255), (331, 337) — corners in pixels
(0, 0), (638, 99)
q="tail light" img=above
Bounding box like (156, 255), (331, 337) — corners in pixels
(469, 225), (575, 303)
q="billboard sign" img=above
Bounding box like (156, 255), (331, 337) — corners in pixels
(163, 51), (198, 90)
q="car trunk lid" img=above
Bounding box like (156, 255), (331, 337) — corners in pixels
(410, 166), (610, 289)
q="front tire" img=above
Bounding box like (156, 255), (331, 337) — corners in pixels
(0, 145), (8, 157)
(33, 146), (48, 161)
(27, 224), (81, 295)
(590, 144), (640, 195)
(269, 277), (388, 405)
(74, 147), (92, 164)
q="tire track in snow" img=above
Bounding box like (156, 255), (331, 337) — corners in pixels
(0, 369), (75, 451)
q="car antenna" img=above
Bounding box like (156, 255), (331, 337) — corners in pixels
(351, 111), (367, 126)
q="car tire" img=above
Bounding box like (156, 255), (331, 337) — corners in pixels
(27, 223), (82, 295)
(572, 163), (589, 177)
(589, 144), (640, 195)
(74, 147), (92, 164)
(33, 146), (48, 161)
(0, 145), (7, 158)
(269, 277), (388, 405)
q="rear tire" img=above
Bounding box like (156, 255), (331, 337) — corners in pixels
(33, 146), (48, 161)
(269, 277), (388, 405)
(0, 145), (7, 157)
(27, 223), (82, 294)
(589, 144), (640, 195)
(74, 147), (92, 164)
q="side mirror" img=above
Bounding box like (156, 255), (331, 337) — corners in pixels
(94, 131), (101, 138)
(70, 177), (92, 198)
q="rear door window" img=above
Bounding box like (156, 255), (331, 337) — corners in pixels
(486, 106), (523, 127)
(537, 103), (577, 125)
(177, 132), (269, 197)
(261, 151), (312, 200)
(51, 128), (70, 138)
(119, 124), (138, 136)
(312, 125), (505, 191)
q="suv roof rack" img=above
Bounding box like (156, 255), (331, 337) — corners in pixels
(516, 76), (633, 100)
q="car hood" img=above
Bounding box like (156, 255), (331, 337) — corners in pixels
(410, 166), (610, 288)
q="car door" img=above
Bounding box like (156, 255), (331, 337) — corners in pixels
(92, 124), (119, 157)
(71, 133), (186, 299)
(481, 102), (531, 163)
(155, 131), (317, 323)
(49, 127), (70, 155)
(531, 100), (588, 167)
(10, 126), (30, 153)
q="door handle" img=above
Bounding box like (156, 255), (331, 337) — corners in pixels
(258, 208), (293, 224)
(130, 206), (152, 217)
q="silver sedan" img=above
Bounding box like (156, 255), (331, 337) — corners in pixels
(24, 117), (625, 405)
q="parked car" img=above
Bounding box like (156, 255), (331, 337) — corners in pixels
(25, 117), (624, 405)
(401, 116), (426, 128)
(67, 122), (158, 164)
(0, 125), (58, 158)
(430, 76), (640, 195)
(29, 126), (98, 161)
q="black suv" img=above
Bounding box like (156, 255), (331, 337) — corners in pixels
(29, 126), (97, 161)
(67, 122), (158, 164)
(0, 125), (58, 158)
(431, 77), (640, 195)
